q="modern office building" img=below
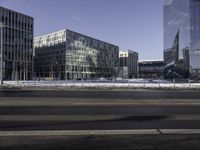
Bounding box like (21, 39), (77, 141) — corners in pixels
(34, 29), (119, 80)
(0, 6), (34, 81)
(118, 50), (138, 79)
(139, 60), (164, 78)
(164, 0), (200, 79)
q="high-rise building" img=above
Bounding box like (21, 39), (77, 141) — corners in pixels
(164, 0), (200, 79)
(0, 6), (34, 81)
(118, 50), (138, 79)
(34, 29), (119, 80)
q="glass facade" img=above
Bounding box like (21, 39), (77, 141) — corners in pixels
(34, 29), (119, 80)
(0, 6), (34, 81)
(139, 60), (164, 78)
(190, 0), (200, 77)
(164, 0), (200, 79)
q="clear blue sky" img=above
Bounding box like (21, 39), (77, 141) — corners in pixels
(0, 0), (164, 60)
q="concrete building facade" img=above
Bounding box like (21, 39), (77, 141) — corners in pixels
(34, 29), (119, 80)
(118, 50), (138, 79)
(0, 6), (34, 81)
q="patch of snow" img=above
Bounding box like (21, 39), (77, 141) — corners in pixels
(2, 79), (200, 89)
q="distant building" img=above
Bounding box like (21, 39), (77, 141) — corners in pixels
(139, 60), (164, 78)
(34, 29), (119, 80)
(164, 0), (200, 79)
(0, 6), (34, 81)
(118, 50), (138, 79)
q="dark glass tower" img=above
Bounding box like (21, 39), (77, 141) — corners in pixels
(164, 0), (200, 79)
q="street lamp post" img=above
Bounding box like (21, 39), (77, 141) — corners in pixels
(51, 63), (53, 80)
(112, 63), (115, 85)
(51, 61), (58, 80)
(0, 23), (4, 85)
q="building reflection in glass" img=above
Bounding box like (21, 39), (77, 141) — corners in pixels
(34, 29), (119, 80)
(164, 0), (200, 79)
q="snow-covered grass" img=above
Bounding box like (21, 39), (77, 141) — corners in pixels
(1, 79), (200, 89)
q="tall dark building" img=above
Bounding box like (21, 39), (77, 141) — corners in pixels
(164, 0), (200, 79)
(34, 29), (119, 80)
(0, 6), (34, 81)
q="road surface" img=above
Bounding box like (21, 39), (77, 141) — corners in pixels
(0, 88), (200, 149)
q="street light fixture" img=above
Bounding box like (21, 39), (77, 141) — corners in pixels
(0, 22), (4, 85)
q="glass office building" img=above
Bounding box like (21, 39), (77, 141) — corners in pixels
(139, 60), (164, 78)
(0, 6), (34, 81)
(34, 29), (119, 80)
(164, 0), (200, 79)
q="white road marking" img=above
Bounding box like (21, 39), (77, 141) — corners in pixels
(73, 102), (200, 106)
(161, 129), (200, 134)
(0, 130), (159, 136)
(0, 129), (200, 136)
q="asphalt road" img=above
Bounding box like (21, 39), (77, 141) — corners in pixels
(1, 135), (200, 150)
(0, 105), (200, 130)
(0, 89), (200, 99)
(0, 89), (200, 130)
(0, 88), (200, 149)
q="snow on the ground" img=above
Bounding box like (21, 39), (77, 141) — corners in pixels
(2, 79), (200, 89)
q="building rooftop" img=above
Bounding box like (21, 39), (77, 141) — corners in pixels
(35, 28), (119, 48)
(120, 50), (138, 54)
(0, 6), (33, 19)
(139, 59), (163, 63)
